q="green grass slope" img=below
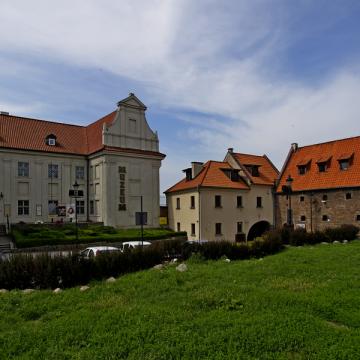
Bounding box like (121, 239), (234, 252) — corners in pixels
(1, 242), (360, 359)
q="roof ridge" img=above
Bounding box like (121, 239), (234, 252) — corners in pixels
(0, 114), (85, 128)
(234, 152), (264, 158)
(298, 135), (360, 149)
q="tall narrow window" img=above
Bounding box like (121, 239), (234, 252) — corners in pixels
(215, 223), (222, 235)
(191, 223), (196, 236)
(18, 162), (29, 177)
(48, 200), (58, 215)
(237, 221), (243, 233)
(76, 200), (85, 215)
(256, 197), (262, 208)
(75, 166), (85, 180)
(177, 222), (181, 232)
(190, 196), (195, 209)
(118, 166), (126, 211)
(215, 195), (222, 208)
(346, 193), (352, 200)
(48, 164), (59, 178)
(90, 200), (94, 215)
(176, 197), (180, 209)
(18, 200), (29, 215)
(237, 196), (243, 208)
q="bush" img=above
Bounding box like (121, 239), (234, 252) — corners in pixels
(325, 224), (359, 241)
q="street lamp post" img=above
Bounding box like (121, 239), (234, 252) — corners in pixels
(73, 181), (79, 243)
(286, 175), (294, 227)
(140, 195), (144, 247)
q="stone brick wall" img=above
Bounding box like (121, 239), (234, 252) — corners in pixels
(276, 188), (360, 231)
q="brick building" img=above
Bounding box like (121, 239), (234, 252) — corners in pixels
(276, 137), (360, 231)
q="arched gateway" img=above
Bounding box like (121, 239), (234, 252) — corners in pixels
(247, 221), (271, 241)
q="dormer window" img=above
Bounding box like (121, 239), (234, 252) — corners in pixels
(222, 168), (240, 181)
(318, 163), (326, 172)
(338, 153), (353, 171)
(297, 159), (311, 175)
(183, 168), (192, 181)
(245, 165), (260, 177)
(316, 156), (331, 173)
(45, 134), (57, 146)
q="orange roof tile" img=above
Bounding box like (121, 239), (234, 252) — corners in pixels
(0, 111), (164, 158)
(277, 136), (360, 192)
(233, 153), (279, 186)
(165, 161), (249, 193)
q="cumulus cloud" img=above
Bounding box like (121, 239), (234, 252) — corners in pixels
(0, 0), (359, 191)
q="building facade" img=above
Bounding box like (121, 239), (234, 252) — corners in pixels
(0, 93), (165, 228)
(276, 137), (360, 231)
(165, 149), (278, 241)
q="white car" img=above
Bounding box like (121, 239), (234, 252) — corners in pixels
(120, 241), (152, 251)
(79, 246), (121, 258)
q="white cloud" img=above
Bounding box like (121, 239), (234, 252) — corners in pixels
(1, 0), (360, 192)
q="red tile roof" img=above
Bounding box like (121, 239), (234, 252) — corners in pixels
(277, 136), (360, 192)
(233, 153), (279, 186)
(0, 112), (164, 158)
(165, 161), (250, 193)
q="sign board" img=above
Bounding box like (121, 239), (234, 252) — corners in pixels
(135, 212), (147, 226)
(159, 217), (168, 226)
(57, 205), (66, 217)
(296, 223), (306, 230)
(69, 190), (84, 197)
(67, 204), (75, 219)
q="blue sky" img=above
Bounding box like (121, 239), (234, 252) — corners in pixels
(1, 0), (360, 194)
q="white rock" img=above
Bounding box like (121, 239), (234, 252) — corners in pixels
(259, 258), (264, 261)
(171, 258), (178, 263)
(80, 285), (90, 292)
(321, 242), (329, 245)
(343, 240), (348, 244)
(22, 289), (35, 294)
(153, 264), (164, 270)
(106, 277), (116, 283)
(333, 241), (340, 244)
(176, 263), (188, 272)
(0, 289), (9, 294)
(53, 288), (62, 294)
(224, 258), (231, 263)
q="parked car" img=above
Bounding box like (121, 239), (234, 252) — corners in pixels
(79, 246), (121, 259)
(120, 241), (152, 252)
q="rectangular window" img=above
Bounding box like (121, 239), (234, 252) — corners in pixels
(346, 192), (352, 200)
(90, 200), (94, 215)
(298, 166), (307, 175)
(75, 166), (85, 180)
(48, 200), (58, 215)
(177, 222), (181, 232)
(300, 196), (305, 202)
(176, 197), (180, 209)
(318, 163), (326, 172)
(237, 221), (243, 233)
(36, 204), (42, 216)
(48, 164), (59, 178)
(90, 166), (93, 181)
(237, 196), (243, 208)
(256, 197), (262, 208)
(215, 195), (222, 208)
(18, 162), (29, 177)
(339, 160), (349, 170)
(322, 215), (329, 221)
(190, 196), (195, 209)
(76, 200), (85, 215)
(95, 165), (100, 179)
(215, 223), (222, 235)
(191, 223), (196, 236)
(18, 200), (29, 216)
(356, 215), (360, 222)
(300, 215), (306, 221)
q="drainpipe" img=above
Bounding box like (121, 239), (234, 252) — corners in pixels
(198, 186), (201, 241)
(86, 158), (90, 222)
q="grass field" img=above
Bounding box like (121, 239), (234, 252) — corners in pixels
(0, 241), (359, 359)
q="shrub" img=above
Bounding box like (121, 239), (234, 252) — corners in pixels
(325, 224), (359, 241)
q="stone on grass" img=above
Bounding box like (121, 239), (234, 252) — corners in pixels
(333, 240), (340, 244)
(153, 264), (165, 270)
(224, 258), (231, 263)
(22, 289), (35, 294)
(80, 285), (90, 292)
(343, 240), (348, 244)
(171, 258), (178, 263)
(106, 277), (116, 283)
(0, 289), (9, 294)
(53, 288), (62, 294)
(176, 263), (188, 272)
(321, 242), (329, 245)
